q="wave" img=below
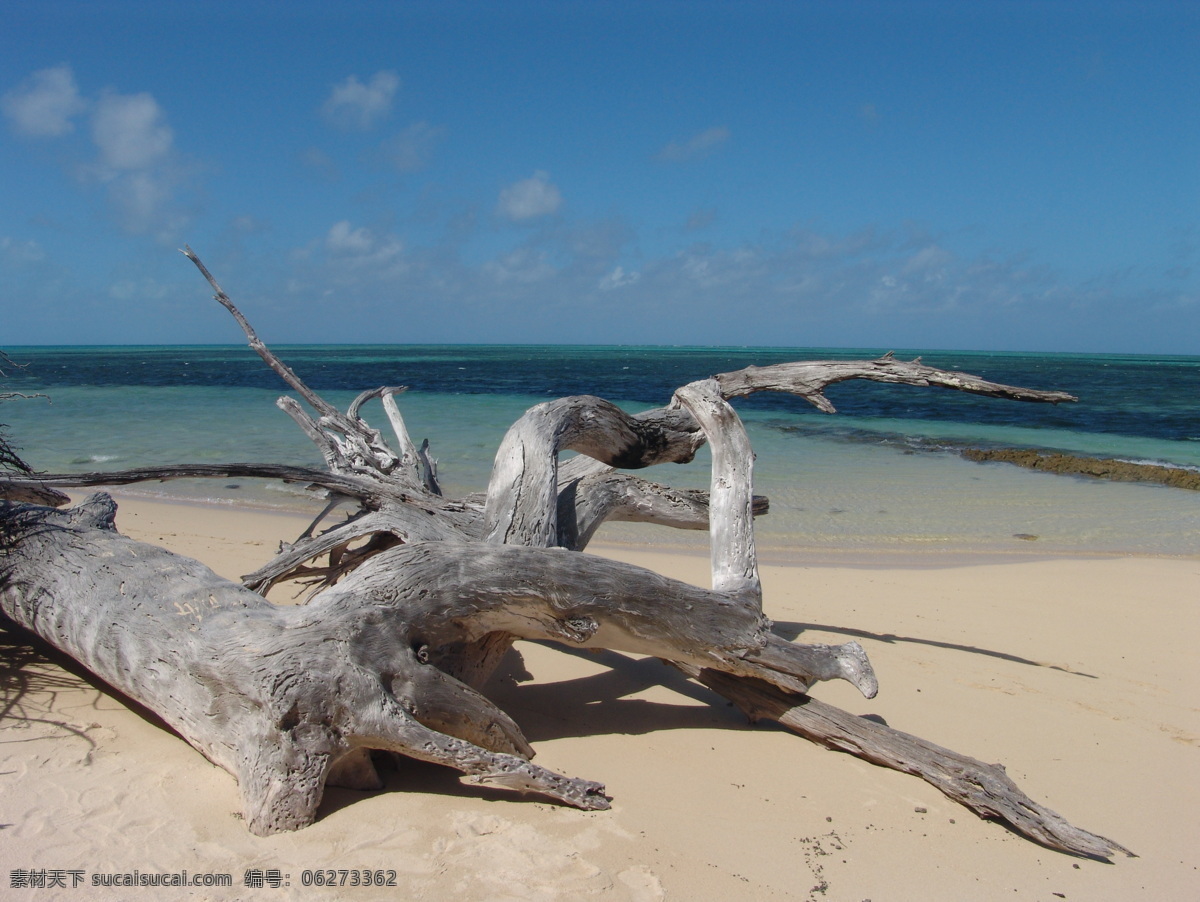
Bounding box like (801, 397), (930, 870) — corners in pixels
(68, 454), (121, 465)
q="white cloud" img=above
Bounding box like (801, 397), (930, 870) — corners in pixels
(108, 170), (177, 229)
(2, 67), (193, 239)
(657, 126), (730, 162)
(261, 209), (1190, 350)
(786, 226), (883, 261)
(82, 90), (190, 237)
(902, 244), (953, 278)
(484, 247), (555, 285)
(1, 65), (86, 137)
(300, 146), (337, 175)
(327, 220), (375, 254)
(321, 71), (399, 130)
(377, 121), (444, 171)
(598, 266), (640, 291)
(0, 236), (46, 264)
(324, 220), (405, 271)
(91, 91), (174, 171)
(496, 171), (562, 222)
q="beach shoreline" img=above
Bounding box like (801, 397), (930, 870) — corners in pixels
(104, 487), (1200, 572)
(2, 493), (1198, 900)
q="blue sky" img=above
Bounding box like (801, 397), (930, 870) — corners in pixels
(2, 0), (1196, 353)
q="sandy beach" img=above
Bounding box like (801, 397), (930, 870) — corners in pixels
(2, 493), (1197, 901)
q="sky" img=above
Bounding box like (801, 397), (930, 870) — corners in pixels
(1, 0), (1197, 353)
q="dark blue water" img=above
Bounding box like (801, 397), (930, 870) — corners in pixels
(7, 345), (1199, 455)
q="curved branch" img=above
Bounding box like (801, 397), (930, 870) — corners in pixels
(673, 379), (760, 603)
(490, 355), (1077, 553)
(240, 503), (469, 594)
(315, 541), (878, 699)
(0, 480), (71, 506)
(555, 468), (768, 551)
(0, 462), (373, 498)
(714, 352), (1079, 412)
(482, 396), (704, 547)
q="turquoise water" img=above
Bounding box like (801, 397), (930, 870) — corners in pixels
(3, 345), (1197, 556)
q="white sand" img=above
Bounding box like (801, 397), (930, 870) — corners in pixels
(2, 494), (1197, 900)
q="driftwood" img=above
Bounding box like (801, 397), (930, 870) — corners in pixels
(0, 250), (1131, 858)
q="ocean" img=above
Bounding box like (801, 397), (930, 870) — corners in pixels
(2, 345), (1197, 557)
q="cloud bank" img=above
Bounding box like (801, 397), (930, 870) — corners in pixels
(91, 91), (174, 171)
(3, 66), (191, 239)
(657, 126), (730, 162)
(321, 71), (400, 130)
(1, 65), (86, 137)
(375, 121), (445, 172)
(256, 204), (1190, 352)
(497, 171), (563, 222)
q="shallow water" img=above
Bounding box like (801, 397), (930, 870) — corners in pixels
(4, 345), (1197, 556)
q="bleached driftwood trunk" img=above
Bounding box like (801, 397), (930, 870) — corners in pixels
(3, 495), (874, 833)
(0, 250), (1130, 859)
